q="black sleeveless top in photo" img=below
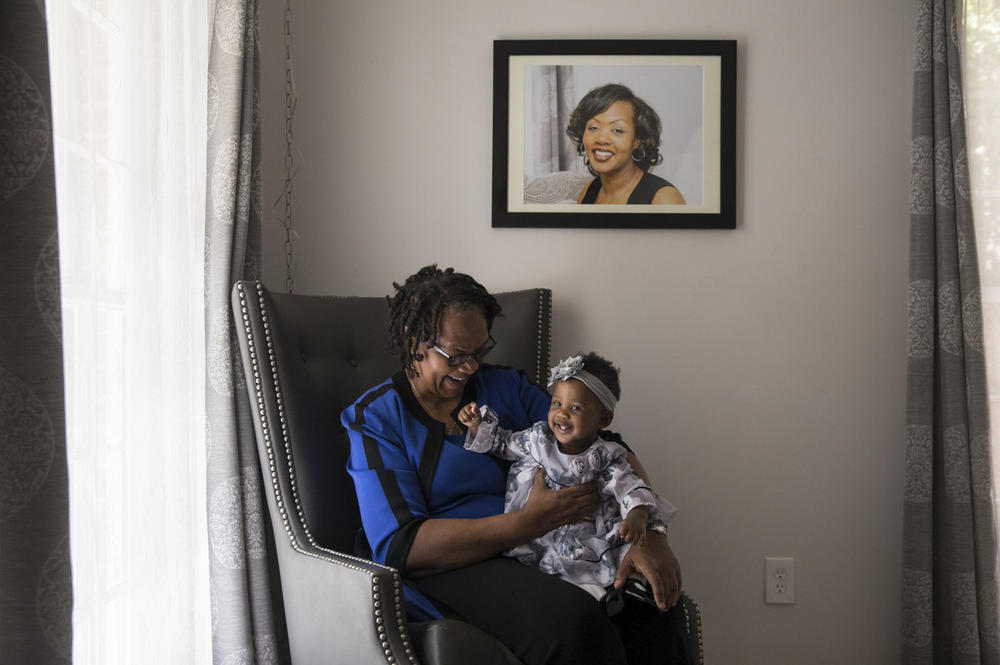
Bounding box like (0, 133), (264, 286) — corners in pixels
(581, 171), (675, 204)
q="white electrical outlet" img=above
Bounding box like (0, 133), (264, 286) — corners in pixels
(765, 557), (795, 604)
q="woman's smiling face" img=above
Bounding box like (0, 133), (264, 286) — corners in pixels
(411, 306), (490, 403)
(582, 100), (640, 176)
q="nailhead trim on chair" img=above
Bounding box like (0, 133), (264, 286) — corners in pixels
(682, 595), (705, 665)
(535, 290), (552, 385)
(236, 281), (417, 665)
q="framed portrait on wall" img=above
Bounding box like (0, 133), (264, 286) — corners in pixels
(492, 39), (737, 229)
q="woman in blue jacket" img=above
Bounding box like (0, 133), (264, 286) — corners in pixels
(342, 265), (686, 665)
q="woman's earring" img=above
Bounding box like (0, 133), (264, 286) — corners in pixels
(631, 147), (646, 163)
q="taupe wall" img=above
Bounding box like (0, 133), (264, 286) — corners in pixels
(259, 1), (913, 662)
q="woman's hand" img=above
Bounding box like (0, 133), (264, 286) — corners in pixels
(614, 531), (682, 611)
(521, 469), (598, 537)
(406, 470), (597, 577)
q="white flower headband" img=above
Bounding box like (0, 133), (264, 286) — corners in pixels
(547, 354), (618, 412)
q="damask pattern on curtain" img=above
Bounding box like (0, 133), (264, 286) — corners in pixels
(904, 0), (1000, 662)
(0, 1), (73, 663)
(205, 1), (289, 663)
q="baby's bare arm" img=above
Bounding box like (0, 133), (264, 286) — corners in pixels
(457, 401), (482, 436)
(620, 506), (649, 546)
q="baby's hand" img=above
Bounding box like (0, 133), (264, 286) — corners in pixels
(458, 401), (482, 435)
(620, 507), (648, 547)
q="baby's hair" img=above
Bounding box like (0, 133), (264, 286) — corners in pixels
(579, 352), (621, 401)
(386, 265), (502, 374)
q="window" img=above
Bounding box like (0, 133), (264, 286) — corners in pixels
(46, 2), (211, 663)
(965, 1), (1000, 495)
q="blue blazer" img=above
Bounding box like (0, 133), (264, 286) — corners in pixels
(341, 364), (550, 619)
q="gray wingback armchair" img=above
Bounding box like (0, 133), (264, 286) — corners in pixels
(230, 280), (703, 665)
(231, 280), (552, 664)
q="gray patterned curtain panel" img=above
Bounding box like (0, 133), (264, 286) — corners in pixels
(0, 1), (73, 664)
(524, 65), (578, 178)
(903, 0), (1000, 663)
(205, 1), (289, 663)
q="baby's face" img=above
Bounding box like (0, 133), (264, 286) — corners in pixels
(547, 379), (611, 453)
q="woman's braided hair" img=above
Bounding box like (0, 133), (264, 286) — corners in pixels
(387, 265), (502, 374)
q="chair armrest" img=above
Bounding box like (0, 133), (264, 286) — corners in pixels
(275, 542), (418, 665)
(277, 545), (524, 665)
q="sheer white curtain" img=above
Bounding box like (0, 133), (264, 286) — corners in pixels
(46, 2), (212, 663)
(966, 2), (1000, 500)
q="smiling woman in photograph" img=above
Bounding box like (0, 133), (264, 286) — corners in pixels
(567, 83), (686, 205)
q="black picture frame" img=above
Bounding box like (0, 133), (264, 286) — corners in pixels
(492, 39), (736, 229)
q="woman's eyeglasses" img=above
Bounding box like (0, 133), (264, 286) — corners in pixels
(427, 338), (496, 367)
